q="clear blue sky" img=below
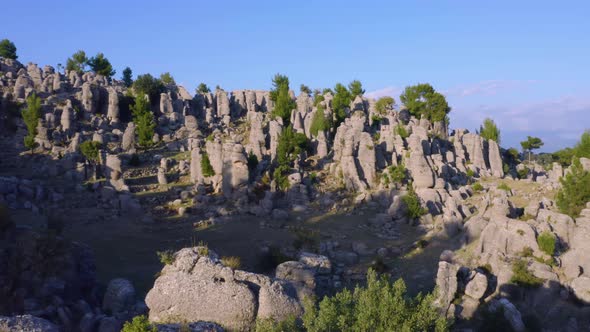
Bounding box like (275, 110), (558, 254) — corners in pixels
(3, 1), (589, 152)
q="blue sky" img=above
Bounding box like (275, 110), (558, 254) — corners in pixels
(2, 1), (589, 152)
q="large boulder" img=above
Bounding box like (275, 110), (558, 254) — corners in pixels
(102, 278), (136, 314)
(0, 315), (59, 332)
(435, 261), (459, 313)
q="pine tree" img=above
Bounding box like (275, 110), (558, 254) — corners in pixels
(269, 74), (296, 125)
(131, 94), (156, 147)
(22, 93), (41, 151)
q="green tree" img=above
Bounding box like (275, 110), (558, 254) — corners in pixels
(313, 93), (325, 107)
(374, 96), (395, 115)
(574, 130), (590, 158)
(131, 94), (156, 147)
(302, 269), (449, 332)
(87, 53), (115, 78)
(201, 152), (215, 177)
(121, 315), (157, 332)
(22, 93), (41, 152)
(159, 72), (175, 85)
(196, 83), (211, 94)
(309, 106), (331, 137)
(400, 83), (450, 123)
(122, 67), (133, 87)
(402, 187), (427, 219)
(66, 50), (88, 74)
(520, 136), (544, 163)
(332, 83), (352, 127)
(133, 74), (165, 103)
(556, 158), (590, 218)
(348, 80), (365, 98)
(300, 84), (311, 95)
(269, 74), (296, 125)
(0, 39), (17, 60)
(79, 140), (101, 180)
(274, 125), (308, 190)
(480, 118), (501, 144)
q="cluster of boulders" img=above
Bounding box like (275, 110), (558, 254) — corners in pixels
(145, 246), (332, 331)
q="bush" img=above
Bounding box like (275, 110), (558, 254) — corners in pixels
(302, 269), (449, 332)
(0, 39), (17, 60)
(201, 152), (215, 177)
(537, 232), (556, 256)
(332, 83), (352, 127)
(556, 158), (590, 217)
(157, 250), (175, 265)
(270, 74), (296, 125)
(402, 188), (427, 219)
(510, 260), (542, 287)
(370, 114), (382, 124)
(313, 93), (325, 107)
(159, 72), (175, 85)
(472, 182), (484, 192)
(66, 50), (88, 74)
(122, 315), (157, 332)
(80, 141), (101, 163)
(87, 53), (115, 78)
(480, 118), (501, 143)
(517, 167), (529, 179)
(300, 84), (311, 95)
(309, 106), (330, 137)
(348, 80), (365, 98)
(221, 256), (241, 270)
(395, 125), (409, 139)
(196, 242), (209, 256)
(400, 83), (450, 123)
(255, 315), (300, 332)
(466, 168), (475, 178)
(382, 164), (407, 188)
(274, 125), (308, 190)
(497, 183), (511, 191)
(131, 95), (156, 147)
(22, 93), (41, 151)
(196, 83), (211, 94)
(375, 96), (395, 115)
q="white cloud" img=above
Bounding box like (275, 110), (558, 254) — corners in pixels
(444, 80), (538, 97)
(365, 86), (402, 99)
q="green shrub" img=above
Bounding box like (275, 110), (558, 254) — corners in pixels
(395, 125), (409, 139)
(274, 125), (308, 190)
(159, 72), (175, 85)
(309, 106), (330, 137)
(80, 141), (101, 163)
(157, 250), (175, 265)
(517, 167), (529, 179)
(472, 182), (484, 192)
(375, 96), (394, 115)
(466, 169), (475, 178)
(302, 269), (449, 332)
(300, 84), (311, 95)
(510, 260), (542, 287)
(370, 114), (382, 124)
(402, 188), (427, 219)
(537, 232), (556, 256)
(121, 315), (157, 332)
(400, 83), (450, 123)
(221, 256), (241, 269)
(348, 80), (365, 98)
(382, 164), (407, 188)
(133, 74), (165, 102)
(66, 50), (88, 74)
(479, 118), (501, 143)
(122, 67), (133, 87)
(196, 83), (211, 94)
(255, 315), (300, 332)
(313, 93), (325, 107)
(0, 39), (17, 59)
(519, 246), (533, 257)
(21, 93), (41, 151)
(131, 94), (156, 148)
(270, 74), (296, 125)
(201, 152), (215, 177)
(497, 183), (511, 191)
(332, 83), (352, 127)
(556, 158), (590, 217)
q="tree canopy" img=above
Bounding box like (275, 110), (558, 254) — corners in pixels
(87, 53), (115, 78)
(196, 83), (211, 94)
(122, 67), (133, 87)
(479, 118), (501, 144)
(374, 96), (395, 115)
(0, 39), (17, 60)
(159, 72), (175, 85)
(520, 136), (544, 162)
(400, 83), (450, 123)
(269, 74), (296, 125)
(133, 74), (165, 103)
(66, 50), (88, 74)
(557, 158), (590, 218)
(332, 83), (352, 127)
(79, 140), (101, 163)
(131, 94), (156, 147)
(348, 80), (365, 98)
(300, 84), (311, 95)
(21, 93), (41, 151)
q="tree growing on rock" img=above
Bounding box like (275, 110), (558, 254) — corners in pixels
(196, 83), (211, 94)
(87, 53), (115, 78)
(133, 74), (165, 103)
(375, 96), (395, 115)
(269, 74), (296, 125)
(201, 152), (215, 177)
(479, 118), (501, 143)
(66, 50), (88, 74)
(122, 67), (133, 87)
(0, 39), (17, 60)
(332, 83), (352, 127)
(159, 72), (175, 85)
(400, 83), (450, 123)
(348, 80), (365, 98)
(131, 94), (156, 148)
(520, 136), (544, 163)
(310, 105), (331, 137)
(274, 125), (308, 190)
(79, 140), (101, 180)
(556, 158), (590, 218)
(21, 93), (41, 152)
(300, 84), (312, 95)
(574, 130), (590, 159)
(302, 269), (449, 331)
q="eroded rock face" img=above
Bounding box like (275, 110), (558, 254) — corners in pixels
(435, 261), (459, 313)
(0, 315), (59, 332)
